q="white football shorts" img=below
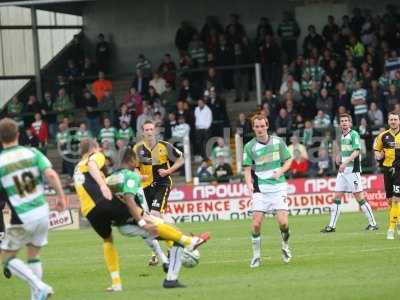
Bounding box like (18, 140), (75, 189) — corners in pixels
(1, 217), (49, 251)
(250, 190), (289, 213)
(334, 172), (363, 193)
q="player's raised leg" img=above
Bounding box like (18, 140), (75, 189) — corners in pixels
(144, 214), (210, 250)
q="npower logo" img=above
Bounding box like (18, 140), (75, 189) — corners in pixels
(192, 184), (249, 199)
(304, 175), (379, 193)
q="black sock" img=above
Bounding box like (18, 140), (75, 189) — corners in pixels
(280, 227), (290, 242)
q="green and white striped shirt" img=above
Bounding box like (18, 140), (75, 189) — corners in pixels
(98, 127), (117, 145)
(117, 128), (134, 142)
(211, 146), (231, 162)
(106, 169), (148, 212)
(243, 136), (291, 193)
(56, 131), (72, 155)
(340, 129), (361, 173)
(0, 146), (52, 224)
(351, 88), (368, 115)
(75, 130), (92, 142)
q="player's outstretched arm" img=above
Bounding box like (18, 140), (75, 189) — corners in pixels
(44, 168), (66, 212)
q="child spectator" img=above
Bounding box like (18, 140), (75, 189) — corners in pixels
(213, 156), (233, 183)
(75, 123), (92, 142)
(117, 121), (134, 146)
(196, 159), (214, 182)
(98, 117), (117, 145)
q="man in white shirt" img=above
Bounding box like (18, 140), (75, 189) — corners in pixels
(149, 72), (167, 95)
(279, 74), (300, 96)
(313, 110), (331, 129)
(194, 99), (213, 159)
(288, 135), (308, 160)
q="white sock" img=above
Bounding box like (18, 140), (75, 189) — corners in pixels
(329, 201), (341, 228)
(28, 258), (43, 300)
(166, 246), (183, 281)
(6, 258), (45, 290)
(251, 235), (261, 259)
(144, 238), (169, 264)
(28, 259), (43, 279)
(360, 201), (376, 226)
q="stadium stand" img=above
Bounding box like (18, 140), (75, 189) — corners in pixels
(2, 4), (400, 186)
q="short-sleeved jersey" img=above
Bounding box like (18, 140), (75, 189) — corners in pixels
(242, 136), (291, 193)
(0, 145), (52, 224)
(56, 131), (72, 155)
(373, 129), (400, 168)
(106, 169), (149, 212)
(98, 127), (117, 144)
(74, 151), (107, 216)
(75, 130), (92, 142)
(211, 146), (231, 161)
(133, 140), (183, 188)
(340, 129), (361, 173)
(117, 128), (134, 142)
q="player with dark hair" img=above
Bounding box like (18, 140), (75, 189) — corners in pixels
(133, 120), (184, 266)
(321, 114), (377, 232)
(374, 111), (400, 239)
(106, 147), (210, 288)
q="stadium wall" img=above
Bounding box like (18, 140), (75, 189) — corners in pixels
(39, 174), (386, 225)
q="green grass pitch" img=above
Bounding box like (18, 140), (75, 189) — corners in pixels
(1, 211), (399, 300)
